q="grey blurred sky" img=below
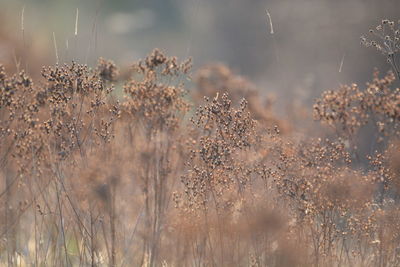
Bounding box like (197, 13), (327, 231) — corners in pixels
(1, 0), (400, 101)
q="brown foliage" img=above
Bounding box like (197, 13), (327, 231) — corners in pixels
(0, 43), (399, 267)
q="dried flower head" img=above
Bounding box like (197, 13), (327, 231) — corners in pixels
(362, 19), (400, 79)
(123, 49), (191, 134)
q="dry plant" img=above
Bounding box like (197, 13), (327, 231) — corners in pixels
(194, 63), (289, 132)
(121, 49), (191, 266)
(0, 18), (400, 267)
(361, 19), (400, 79)
(313, 69), (400, 160)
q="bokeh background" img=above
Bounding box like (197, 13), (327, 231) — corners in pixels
(1, 0), (399, 105)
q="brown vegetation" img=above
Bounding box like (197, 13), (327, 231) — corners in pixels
(0, 21), (399, 267)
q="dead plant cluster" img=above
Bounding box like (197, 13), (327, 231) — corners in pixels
(0, 25), (399, 267)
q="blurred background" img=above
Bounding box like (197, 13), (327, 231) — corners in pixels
(1, 0), (399, 105)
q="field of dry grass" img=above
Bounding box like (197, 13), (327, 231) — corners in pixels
(0, 4), (399, 266)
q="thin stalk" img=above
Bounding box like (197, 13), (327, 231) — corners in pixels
(109, 183), (116, 267)
(56, 179), (70, 267)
